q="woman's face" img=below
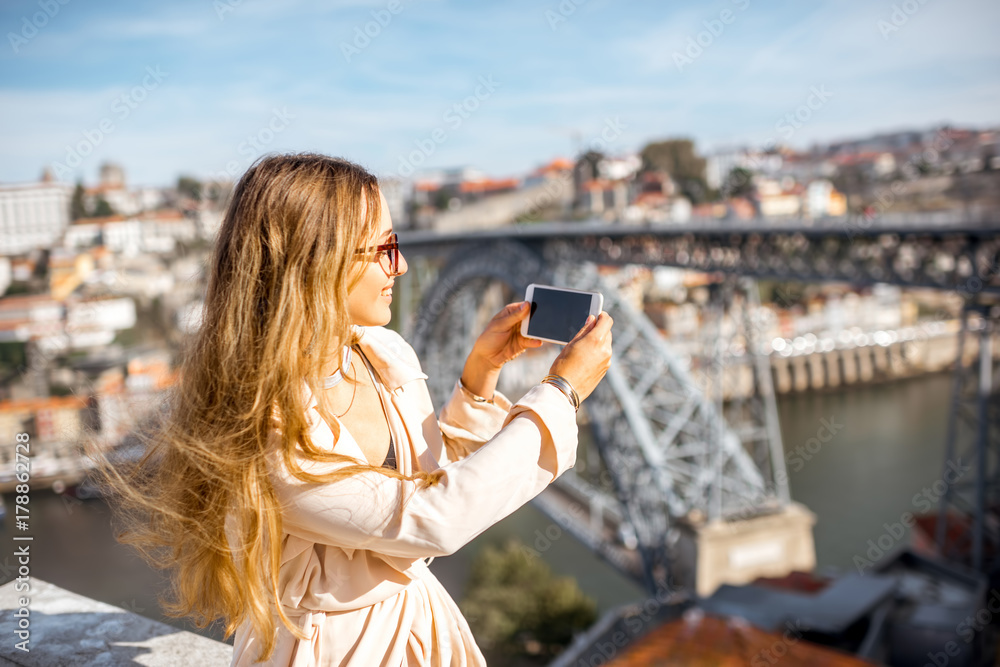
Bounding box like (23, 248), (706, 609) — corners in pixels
(346, 188), (407, 327)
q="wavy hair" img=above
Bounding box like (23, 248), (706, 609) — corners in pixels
(90, 153), (444, 662)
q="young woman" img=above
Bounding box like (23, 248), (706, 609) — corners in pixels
(99, 153), (613, 666)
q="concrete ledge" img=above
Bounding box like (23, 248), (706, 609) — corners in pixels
(0, 578), (233, 666)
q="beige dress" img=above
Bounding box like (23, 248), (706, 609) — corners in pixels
(230, 325), (579, 666)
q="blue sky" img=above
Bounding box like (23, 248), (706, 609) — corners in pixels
(1, 0), (998, 187)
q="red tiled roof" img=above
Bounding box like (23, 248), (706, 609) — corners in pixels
(140, 209), (185, 221)
(0, 294), (59, 309)
(541, 157), (573, 172)
(71, 209), (185, 226)
(633, 192), (667, 206)
(458, 178), (519, 193)
(71, 214), (127, 225)
(0, 396), (88, 413)
(608, 613), (875, 666)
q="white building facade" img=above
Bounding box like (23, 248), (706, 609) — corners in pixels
(0, 182), (73, 256)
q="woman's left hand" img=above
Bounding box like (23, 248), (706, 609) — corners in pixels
(460, 301), (542, 400)
(469, 301), (543, 370)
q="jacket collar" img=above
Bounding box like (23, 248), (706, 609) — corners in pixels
(302, 326), (427, 416)
(351, 325), (428, 392)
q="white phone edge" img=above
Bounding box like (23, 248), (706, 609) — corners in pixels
(520, 283), (604, 344)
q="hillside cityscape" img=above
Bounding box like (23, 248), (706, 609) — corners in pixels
(0, 122), (998, 489)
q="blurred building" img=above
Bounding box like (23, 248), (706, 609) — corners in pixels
(573, 153), (641, 220)
(757, 177), (805, 218)
(0, 293), (136, 350)
(86, 163), (165, 217)
(0, 180), (73, 255)
(0, 396), (88, 463)
(0, 257), (10, 296)
(64, 210), (197, 255)
(48, 248), (97, 301)
(378, 177), (408, 229)
(805, 179), (847, 218)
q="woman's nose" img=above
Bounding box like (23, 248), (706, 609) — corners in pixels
(397, 250), (408, 277)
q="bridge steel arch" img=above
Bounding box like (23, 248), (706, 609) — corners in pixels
(408, 239), (789, 595)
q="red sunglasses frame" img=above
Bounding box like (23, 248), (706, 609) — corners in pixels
(355, 233), (400, 276)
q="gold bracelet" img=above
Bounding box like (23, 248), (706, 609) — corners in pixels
(541, 374), (580, 411)
(458, 377), (494, 404)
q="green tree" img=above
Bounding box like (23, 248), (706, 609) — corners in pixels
(460, 538), (597, 664)
(204, 180), (231, 206)
(432, 189), (451, 211)
(577, 150), (604, 180)
(640, 138), (708, 203)
(177, 175), (203, 202)
(92, 197), (114, 217)
(70, 181), (88, 220)
(722, 166), (755, 199)
(0, 341), (27, 376)
(831, 162), (869, 213)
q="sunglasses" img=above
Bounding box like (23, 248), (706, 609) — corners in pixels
(355, 232), (401, 276)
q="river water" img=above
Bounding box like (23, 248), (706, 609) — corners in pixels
(0, 371), (955, 643)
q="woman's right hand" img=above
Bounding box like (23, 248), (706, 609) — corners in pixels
(547, 312), (614, 402)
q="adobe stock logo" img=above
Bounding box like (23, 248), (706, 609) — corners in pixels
(8, 0), (71, 54)
(50, 66), (168, 180)
(672, 0), (751, 72)
(395, 75), (501, 178)
(853, 458), (970, 574)
(775, 85), (833, 140)
(877, 0), (932, 39)
(544, 0), (588, 31)
(213, 107), (295, 182)
(340, 0), (406, 63)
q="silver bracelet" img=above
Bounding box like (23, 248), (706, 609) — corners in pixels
(541, 374), (580, 411)
(458, 377), (494, 404)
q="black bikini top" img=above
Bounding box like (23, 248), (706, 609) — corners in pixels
(382, 437), (396, 469)
(349, 345), (396, 471)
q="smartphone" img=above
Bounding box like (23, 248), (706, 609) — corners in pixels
(521, 284), (604, 345)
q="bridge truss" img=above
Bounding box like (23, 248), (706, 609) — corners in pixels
(409, 240), (789, 594)
(404, 222), (1000, 294)
(935, 300), (1000, 579)
(403, 221), (1000, 590)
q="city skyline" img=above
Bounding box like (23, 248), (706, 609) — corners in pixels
(1, 0), (998, 187)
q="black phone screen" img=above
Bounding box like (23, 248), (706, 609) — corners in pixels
(527, 288), (592, 343)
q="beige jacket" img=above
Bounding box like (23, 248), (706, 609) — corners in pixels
(230, 325), (579, 666)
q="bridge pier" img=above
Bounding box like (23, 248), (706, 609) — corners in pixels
(873, 345), (890, 376)
(838, 350), (857, 385)
(675, 503), (817, 597)
(823, 351), (841, 388)
(790, 357), (810, 392)
(856, 349), (875, 382)
(722, 364), (754, 401)
(807, 355), (825, 390)
(887, 342), (906, 376)
(772, 359), (792, 394)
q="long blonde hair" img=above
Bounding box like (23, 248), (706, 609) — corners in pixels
(91, 153), (444, 662)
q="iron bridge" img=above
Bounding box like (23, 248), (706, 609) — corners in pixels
(396, 218), (1000, 595)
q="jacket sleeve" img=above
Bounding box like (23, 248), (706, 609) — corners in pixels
(437, 380), (514, 463)
(269, 383), (578, 559)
